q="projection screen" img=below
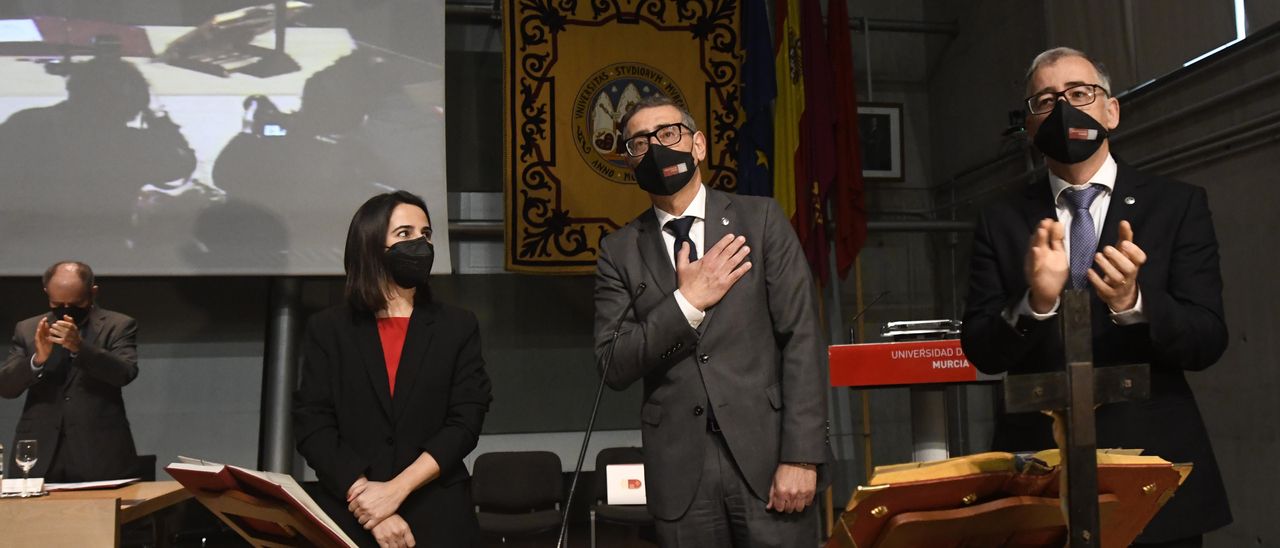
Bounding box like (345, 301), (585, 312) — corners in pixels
(0, 1), (449, 275)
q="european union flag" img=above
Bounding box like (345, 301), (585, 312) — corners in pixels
(737, 0), (775, 196)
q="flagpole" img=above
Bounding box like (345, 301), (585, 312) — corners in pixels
(824, 197), (844, 542)
(825, 200), (844, 350)
(862, 21), (874, 101)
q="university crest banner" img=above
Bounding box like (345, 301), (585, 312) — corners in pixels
(503, 0), (744, 273)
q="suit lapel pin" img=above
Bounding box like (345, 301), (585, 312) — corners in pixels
(721, 217), (730, 226)
(1124, 196), (1136, 205)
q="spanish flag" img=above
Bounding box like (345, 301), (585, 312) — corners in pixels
(775, 0), (836, 281)
(772, 0), (804, 218)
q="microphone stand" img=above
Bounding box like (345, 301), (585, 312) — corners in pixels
(556, 282), (646, 548)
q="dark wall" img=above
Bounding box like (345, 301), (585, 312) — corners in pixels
(1099, 31), (1280, 547)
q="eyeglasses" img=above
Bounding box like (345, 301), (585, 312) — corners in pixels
(1025, 84), (1109, 115)
(624, 123), (691, 157)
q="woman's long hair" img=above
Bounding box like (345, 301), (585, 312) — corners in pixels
(343, 190), (433, 312)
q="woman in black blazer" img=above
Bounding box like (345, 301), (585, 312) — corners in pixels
(295, 191), (492, 547)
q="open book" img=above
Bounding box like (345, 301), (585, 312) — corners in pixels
(165, 456), (357, 548)
(828, 449), (1191, 548)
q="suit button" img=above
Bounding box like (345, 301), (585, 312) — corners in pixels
(64, 396), (71, 401)
(699, 354), (710, 364)
(693, 405), (704, 416)
(385, 437), (394, 446)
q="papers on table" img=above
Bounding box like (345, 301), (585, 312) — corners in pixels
(1, 476), (141, 495)
(46, 478), (141, 491)
(1, 477), (44, 495)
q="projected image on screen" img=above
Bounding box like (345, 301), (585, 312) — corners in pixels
(0, 1), (448, 276)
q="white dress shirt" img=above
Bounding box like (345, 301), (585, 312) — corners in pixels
(653, 184), (708, 328)
(1008, 154), (1146, 326)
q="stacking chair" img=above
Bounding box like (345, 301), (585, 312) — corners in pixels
(472, 450), (564, 542)
(590, 446), (653, 548)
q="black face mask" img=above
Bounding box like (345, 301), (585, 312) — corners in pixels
(1033, 100), (1109, 164)
(633, 143), (697, 196)
(385, 238), (434, 289)
(49, 304), (92, 326)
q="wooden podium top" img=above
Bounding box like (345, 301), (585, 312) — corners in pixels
(827, 451), (1188, 548)
(46, 480), (192, 523)
(0, 480), (192, 546)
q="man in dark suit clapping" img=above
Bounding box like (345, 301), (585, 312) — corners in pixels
(961, 47), (1231, 548)
(0, 261), (140, 482)
(593, 95), (829, 547)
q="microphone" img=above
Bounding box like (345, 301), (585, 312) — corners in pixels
(848, 290), (889, 343)
(557, 281), (646, 548)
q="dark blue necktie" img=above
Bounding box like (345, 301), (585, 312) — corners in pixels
(1063, 184), (1105, 289)
(664, 217), (698, 263)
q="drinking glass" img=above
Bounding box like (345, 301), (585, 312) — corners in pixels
(15, 439), (37, 497)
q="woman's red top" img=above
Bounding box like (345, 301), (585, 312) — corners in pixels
(376, 317), (411, 396)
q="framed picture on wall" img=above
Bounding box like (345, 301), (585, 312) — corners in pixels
(857, 103), (904, 181)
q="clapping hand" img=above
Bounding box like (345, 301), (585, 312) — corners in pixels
(1087, 220), (1146, 311)
(47, 315), (83, 354)
(1024, 219), (1069, 314)
(34, 318), (54, 365)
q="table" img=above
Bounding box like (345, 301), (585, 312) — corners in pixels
(0, 481), (192, 547)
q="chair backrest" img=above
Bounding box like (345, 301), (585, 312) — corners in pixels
(471, 451), (563, 512)
(134, 454), (157, 482)
(592, 446), (644, 503)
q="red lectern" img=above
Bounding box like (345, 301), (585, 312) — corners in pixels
(829, 339), (1003, 387)
(830, 335), (1003, 461)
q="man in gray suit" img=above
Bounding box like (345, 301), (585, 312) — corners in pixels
(0, 261), (140, 482)
(593, 96), (829, 547)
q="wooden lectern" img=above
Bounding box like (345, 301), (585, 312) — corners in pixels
(187, 486), (346, 547)
(827, 450), (1189, 548)
(829, 289), (1163, 547)
(166, 459), (356, 548)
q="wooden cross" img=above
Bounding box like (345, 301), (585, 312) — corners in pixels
(1002, 289), (1151, 547)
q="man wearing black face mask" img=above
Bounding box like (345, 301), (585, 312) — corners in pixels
(593, 95), (829, 547)
(961, 47), (1230, 547)
(0, 261), (141, 482)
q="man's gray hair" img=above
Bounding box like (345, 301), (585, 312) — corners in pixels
(1024, 47), (1112, 96)
(618, 94), (698, 139)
